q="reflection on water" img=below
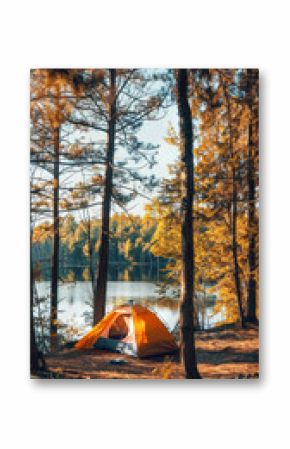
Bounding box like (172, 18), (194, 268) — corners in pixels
(35, 281), (224, 339)
(36, 261), (168, 283)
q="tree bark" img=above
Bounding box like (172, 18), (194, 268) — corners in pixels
(176, 69), (201, 379)
(50, 125), (60, 350)
(232, 169), (245, 328)
(93, 69), (116, 324)
(87, 217), (95, 285)
(30, 202), (46, 374)
(246, 69), (258, 323)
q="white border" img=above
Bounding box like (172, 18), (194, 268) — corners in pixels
(1, 1), (289, 448)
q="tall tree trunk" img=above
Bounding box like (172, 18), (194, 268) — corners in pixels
(30, 264), (46, 374)
(50, 126), (60, 350)
(30, 205), (46, 374)
(176, 69), (201, 379)
(246, 69), (258, 323)
(87, 217), (95, 286)
(232, 169), (245, 328)
(93, 69), (116, 324)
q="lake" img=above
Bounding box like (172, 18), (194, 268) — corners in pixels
(35, 281), (224, 341)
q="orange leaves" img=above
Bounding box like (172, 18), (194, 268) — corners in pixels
(32, 222), (53, 243)
(152, 357), (174, 379)
(60, 198), (72, 209)
(34, 199), (50, 208)
(164, 125), (179, 147)
(31, 69), (83, 134)
(147, 69), (259, 328)
(91, 175), (104, 185)
(68, 144), (85, 158)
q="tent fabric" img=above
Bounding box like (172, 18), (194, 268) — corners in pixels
(74, 310), (119, 349)
(75, 304), (178, 357)
(132, 305), (177, 357)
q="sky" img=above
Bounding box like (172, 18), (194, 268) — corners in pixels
(112, 104), (179, 216)
(33, 69), (180, 223)
(35, 101), (180, 223)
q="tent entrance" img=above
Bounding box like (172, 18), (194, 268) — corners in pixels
(108, 315), (129, 340)
(94, 312), (137, 356)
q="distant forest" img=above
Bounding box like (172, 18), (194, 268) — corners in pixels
(32, 213), (169, 282)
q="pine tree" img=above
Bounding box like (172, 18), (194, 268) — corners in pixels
(176, 69), (201, 379)
(30, 69), (96, 349)
(245, 69), (259, 323)
(68, 69), (170, 324)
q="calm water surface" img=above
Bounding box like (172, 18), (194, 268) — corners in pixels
(35, 281), (223, 337)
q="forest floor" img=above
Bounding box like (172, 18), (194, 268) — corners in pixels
(43, 327), (259, 379)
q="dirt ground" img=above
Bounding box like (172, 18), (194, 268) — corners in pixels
(44, 327), (259, 379)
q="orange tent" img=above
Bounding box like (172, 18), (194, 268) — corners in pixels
(75, 304), (178, 357)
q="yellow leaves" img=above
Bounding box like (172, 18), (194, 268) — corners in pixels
(68, 144), (85, 158)
(60, 198), (71, 209)
(152, 357), (173, 379)
(164, 125), (179, 147)
(135, 237), (142, 246)
(121, 239), (131, 258)
(82, 242), (89, 257)
(164, 136), (177, 146)
(194, 144), (208, 157)
(95, 239), (101, 252)
(149, 209), (181, 263)
(82, 267), (90, 282)
(34, 199), (50, 208)
(71, 190), (82, 200)
(32, 222), (53, 243)
(144, 197), (164, 221)
(64, 324), (80, 338)
(65, 271), (75, 282)
(122, 269), (129, 282)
